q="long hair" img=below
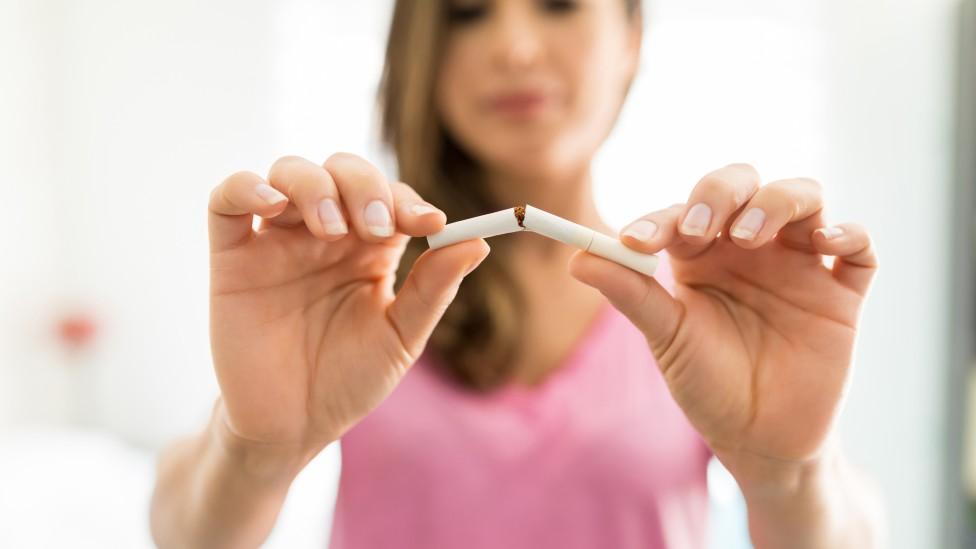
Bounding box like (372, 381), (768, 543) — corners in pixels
(381, 0), (643, 391)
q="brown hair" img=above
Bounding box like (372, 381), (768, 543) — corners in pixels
(381, 0), (642, 391)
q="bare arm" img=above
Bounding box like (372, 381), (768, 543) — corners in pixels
(150, 400), (320, 549)
(721, 442), (887, 549)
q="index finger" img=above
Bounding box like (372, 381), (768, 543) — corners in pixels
(390, 181), (448, 237)
(323, 152), (397, 243)
(678, 163), (761, 246)
(208, 171), (289, 253)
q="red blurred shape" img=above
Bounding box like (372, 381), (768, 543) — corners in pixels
(57, 314), (98, 349)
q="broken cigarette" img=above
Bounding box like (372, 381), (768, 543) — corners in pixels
(426, 205), (659, 277)
(426, 207), (524, 249)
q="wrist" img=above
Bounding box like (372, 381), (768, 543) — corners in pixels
(716, 446), (833, 505)
(714, 442), (849, 548)
(207, 400), (324, 486)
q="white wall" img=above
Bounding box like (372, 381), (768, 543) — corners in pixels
(0, 0), (284, 445)
(0, 1), (961, 548)
(821, 2), (959, 548)
(60, 0), (285, 446)
(0, 1), (67, 431)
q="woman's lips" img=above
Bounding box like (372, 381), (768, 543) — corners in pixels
(487, 91), (549, 118)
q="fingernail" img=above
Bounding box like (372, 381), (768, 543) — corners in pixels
(255, 183), (287, 205)
(731, 208), (766, 241)
(318, 198), (347, 235)
(622, 220), (658, 242)
(364, 200), (394, 237)
(817, 226), (845, 239)
(680, 203), (712, 236)
(410, 203), (440, 217)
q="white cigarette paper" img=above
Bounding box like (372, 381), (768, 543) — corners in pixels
(426, 208), (524, 249)
(521, 205), (658, 277)
(426, 204), (658, 277)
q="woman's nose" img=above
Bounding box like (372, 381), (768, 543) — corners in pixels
(490, 8), (544, 71)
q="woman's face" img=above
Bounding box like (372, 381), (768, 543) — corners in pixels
(436, 0), (641, 181)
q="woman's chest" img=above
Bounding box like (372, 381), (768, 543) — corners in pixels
(341, 346), (710, 500)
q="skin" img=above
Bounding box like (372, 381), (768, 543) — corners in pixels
(150, 0), (885, 547)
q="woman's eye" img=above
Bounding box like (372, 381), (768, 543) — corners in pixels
(542, 0), (579, 14)
(448, 4), (488, 24)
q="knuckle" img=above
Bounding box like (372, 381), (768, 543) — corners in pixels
(727, 163), (761, 185)
(324, 152), (378, 185)
(393, 183), (423, 206)
(324, 151), (360, 171)
(697, 175), (742, 210)
(783, 178), (824, 211)
(726, 162), (759, 177)
(268, 155), (305, 178)
(846, 222), (867, 236)
(762, 183), (794, 206)
(220, 171), (258, 196)
(800, 176), (823, 192)
(391, 180), (415, 197)
(271, 154), (303, 169)
(736, 181), (760, 205)
(225, 170), (254, 185)
(697, 174), (728, 196)
(211, 172), (252, 212)
(767, 177), (822, 200)
(725, 163), (761, 196)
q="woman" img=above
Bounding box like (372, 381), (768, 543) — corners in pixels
(150, 0), (884, 547)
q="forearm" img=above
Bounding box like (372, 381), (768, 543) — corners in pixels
(149, 401), (315, 549)
(719, 442), (886, 549)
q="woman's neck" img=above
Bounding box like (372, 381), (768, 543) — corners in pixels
(481, 164), (615, 387)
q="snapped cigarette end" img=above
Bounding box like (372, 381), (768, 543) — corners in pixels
(427, 207), (525, 249)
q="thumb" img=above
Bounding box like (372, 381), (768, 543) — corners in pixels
(568, 250), (683, 352)
(387, 238), (491, 361)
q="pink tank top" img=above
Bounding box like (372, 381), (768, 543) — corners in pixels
(329, 252), (711, 549)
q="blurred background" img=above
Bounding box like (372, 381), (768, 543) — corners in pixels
(1, 0), (973, 547)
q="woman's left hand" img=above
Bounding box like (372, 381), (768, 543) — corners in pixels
(569, 163), (878, 478)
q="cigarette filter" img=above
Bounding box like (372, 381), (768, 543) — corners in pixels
(521, 205), (658, 277)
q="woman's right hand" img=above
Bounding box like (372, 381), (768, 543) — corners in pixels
(206, 153), (489, 470)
